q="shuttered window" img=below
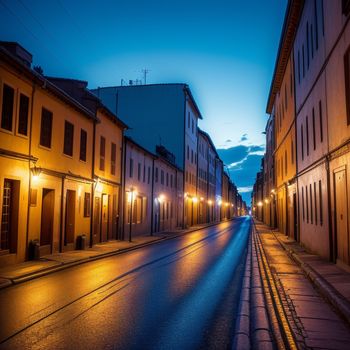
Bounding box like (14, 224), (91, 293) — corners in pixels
(80, 129), (87, 162)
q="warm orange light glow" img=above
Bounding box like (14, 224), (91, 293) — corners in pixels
(257, 201), (263, 207)
(208, 200), (213, 205)
(200, 197), (204, 201)
(158, 194), (165, 203)
(192, 197), (198, 203)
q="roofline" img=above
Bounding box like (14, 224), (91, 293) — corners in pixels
(198, 127), (219, 157)
(266, 0), (304, 114)
(124, 136), (157, 159)
(0, 47), (97, 121)
(45, 76), (128, 129)
(93, 83), (203, 120)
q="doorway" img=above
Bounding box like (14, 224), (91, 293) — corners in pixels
(93, 196), (101, 244)
(1, 179), (20, 253)
(41, 189), (54, 247)
(101, 194), (109, 242)
(293, 192), (298, 241)
(335, 169), (349, 265)
(65, 190), (76, 245)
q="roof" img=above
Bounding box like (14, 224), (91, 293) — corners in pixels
(266, 0), (304, 114)
(46, 76), (128, 129)
(125, 136), (157, 159)
(198, 127), (219, 158)
(0, 45), (97, 121)
(94, 83), (203, 119)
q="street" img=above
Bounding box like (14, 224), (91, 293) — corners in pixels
(0, 218), (250, 350)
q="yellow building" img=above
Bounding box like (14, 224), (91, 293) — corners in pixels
(267, 43), (297, 239)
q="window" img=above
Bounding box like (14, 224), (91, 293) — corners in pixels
(1, 84), (14, 131)
(343, 0), (350, 15)
(161, 170), (164, 185)
(302, 187), (305, 221)
(143, 165), (146, 182)
(138, 163), (141, 181)
(291, 140), (294, 164)
(283, 151), (287, 175)
(84, 193), (91, 217)
(155, 167), (158, 182)
(314, 0), (319, 50)
(80, 129), (87, 162)
(111, 142), (116, 175)
(191, 119), (194, 133)
(191, 150), (193, 163)
(319, 180), (323, 225)
(302, 44), (305, 78)
(306, 185), (309, 223)
(170, 174), (173, 188)
(312, 108), (316, 150)
(306, 116), (309, 156)
(186, 171), (188, 182)
(148, 166), (151, 184)
(187, 146), (189, 160)
(310, 184), (313, 224)
(40, 108), (53, 148)
(99, 136), (105, 170)
(314, 182), (317, 225)
(306, 22), (310, 69)
(166, 172), (169, 186)
(18, 93), (29, 135)
(311, 24), (314, 59)
(188, 111), (190, 128)
(63, 121), (74, 156)
(301, 124), (304, 161)
(298, 50), (301, 84)
(344, 47), (350, 125)
(129, 158), (134, 178)
(319, 100), (323, 142)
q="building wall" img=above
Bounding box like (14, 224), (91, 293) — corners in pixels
(124, 140), (154, 238)
(153, 158), (180, 232)
(197, 131), (208, 224)
(93, 84), (186, 169)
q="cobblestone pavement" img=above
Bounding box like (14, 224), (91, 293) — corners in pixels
(254, 222), (350, 350)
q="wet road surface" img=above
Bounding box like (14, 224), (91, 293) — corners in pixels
(0, 217), (251, 350)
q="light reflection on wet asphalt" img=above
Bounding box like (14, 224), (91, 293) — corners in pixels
(0, 217), (251, 350)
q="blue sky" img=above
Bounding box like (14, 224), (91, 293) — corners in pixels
(0, 0), (287, 204)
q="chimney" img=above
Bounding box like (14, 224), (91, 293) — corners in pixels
(0, 41), (33, 67)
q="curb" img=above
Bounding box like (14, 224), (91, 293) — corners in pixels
(275, 236), (350, 327)
(232, 227), (252, 350)
(0, 219), (231, 290)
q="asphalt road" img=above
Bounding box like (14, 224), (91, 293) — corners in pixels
(0, 217), (251, 350)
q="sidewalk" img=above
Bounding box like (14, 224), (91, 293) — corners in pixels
(254, 220), (350, 349)
(0, 221), (219, 290)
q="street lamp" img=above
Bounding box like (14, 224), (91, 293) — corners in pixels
(128, 187), (138, 242)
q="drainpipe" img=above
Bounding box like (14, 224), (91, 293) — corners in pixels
(25, 82), (36, 260)
(59, 176), (65, 252)
(285, 182), (289, 236)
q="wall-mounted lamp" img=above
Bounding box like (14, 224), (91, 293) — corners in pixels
(31, 166), (41, 181)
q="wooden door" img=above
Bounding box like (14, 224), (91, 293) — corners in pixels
(335, 169), (349, 265)
(93, 197), (101, 244)
(41, 189), (54, 246)
(101, 194), (109, 242)
(65, 190), (76, 245)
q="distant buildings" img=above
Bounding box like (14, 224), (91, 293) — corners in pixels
(253, 0), (350, 268)
(0, 41), (246, 267)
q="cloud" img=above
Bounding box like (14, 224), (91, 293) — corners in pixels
(217, 144), (265, 204)
(240, 133), (248, 142)
(225, 139), (232, 143)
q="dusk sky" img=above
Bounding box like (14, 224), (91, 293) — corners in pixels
(0, 0), (287, 204)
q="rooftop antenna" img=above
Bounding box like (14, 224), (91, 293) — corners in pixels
(142, 68), (150, 84)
